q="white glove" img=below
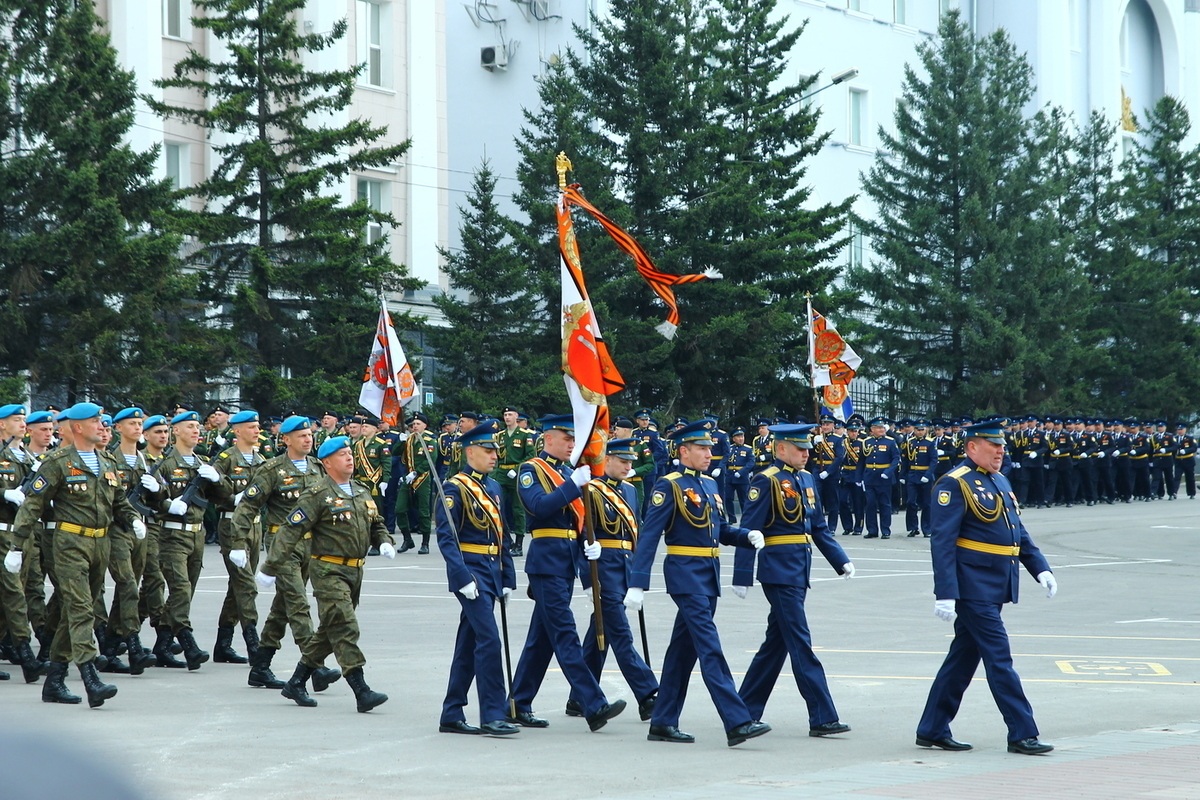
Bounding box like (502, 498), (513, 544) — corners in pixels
(233, 491), (244, 505)
(934, 599), (956, 622)
(502, 586), (513, 602)
(507, 469), (517, 479)
(255, 570), (276, 589)
(1113, 450), (1121, 456)
(1013, 462), (1021, 469)
(459, 581), (479, 600)
(842, 562), (855, 580)
(671, 459), (680, 466)
(215, 435), (227, 447)
(711, 468), (721, 477)
(378, 482), (388, 494)
(380, 542), (396, 559)
(624, 587), (644, 613)
(1096, 451), (1106, 459)
(30, 459), (41, 472)
(732, 585), (748, 599)
(406, 471), (417, 484)
(229, 549), (249, 569)
(920, 476), (929, 483)
(747, 530), (764, 549)
(818, 471), (829, 480)
(3, 550), (21, 574)
(1052, 449), (1061, 456)
(570, 465), (592, 489)
(197, 464), (220, 482)
(1037, 571), (1057, 598)
(131, 518), (147, 540)
(856, 481), (864, 488)
(167, 498), (188, 516)
(881, 473), (890, 480)
(899, 477), (906, 484)
(3, 488), (25, 506)
(1027, 452), (1039, 459)
(139, 473), (160, 492)
(583, 540), (602, 560)
(936, 449), (944, 456)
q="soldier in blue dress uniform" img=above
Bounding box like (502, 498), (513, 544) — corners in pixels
(856, 418), (899, 539)
(434, 421), (520, 736)
(915, 420), (1057, 755)
(903, 419), (936, 537)
(810, 414), (843, 533)
(838, 420), (865, 535)
(751, 418), (774, 475)
(731, 424), (855, 737)
(722, 427), (754, 523)
(625, 420), (772, 747)
(507, 415), (626, 731)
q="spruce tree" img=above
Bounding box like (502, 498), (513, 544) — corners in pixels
(149, 0), (413, 412)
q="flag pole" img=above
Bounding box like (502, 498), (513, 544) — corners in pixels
(806, 293), (821, 422)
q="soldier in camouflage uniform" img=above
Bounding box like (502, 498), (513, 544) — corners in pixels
(496, 407), (537, 557)
(396, 412), (438, 554)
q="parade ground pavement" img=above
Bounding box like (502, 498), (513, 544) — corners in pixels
(2, 496), (1198, 799)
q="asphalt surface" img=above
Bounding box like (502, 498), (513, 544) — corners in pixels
(1, 495), (1197, 799)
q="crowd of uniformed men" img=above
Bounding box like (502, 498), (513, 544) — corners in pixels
(0, 397), (1167, 751)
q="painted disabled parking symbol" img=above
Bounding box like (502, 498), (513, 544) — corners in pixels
(1055, 660), (1171, 677)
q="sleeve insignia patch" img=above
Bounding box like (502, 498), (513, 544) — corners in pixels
(444, 496), (455, 509)
(747, 487), (759, 501)
(937, 490), (951, 506)
(246, 485), (260, 498)
(31, 475), (48, 493)
(288, 508), (307, 525)
(651, 491), (665, 506)
(520, 473), (533, 488)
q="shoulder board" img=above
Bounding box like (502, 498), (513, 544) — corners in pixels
(761, 466), (780, 478)
(43, 449), (71, 463)
(948, 465), (971, 479)
(662, 471), (682, 481)
(218, 451), (230, 460)
(883, 435), (897, 442)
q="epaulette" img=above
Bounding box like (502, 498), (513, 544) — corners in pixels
(662, 471), (682, 481)
(42, 448), (72, 464)
(948, 465), (971, 479)
(218, 451), (230, 460)
(761, 466), (780, 478)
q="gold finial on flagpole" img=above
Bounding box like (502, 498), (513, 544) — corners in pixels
(556, 151), (572, 190)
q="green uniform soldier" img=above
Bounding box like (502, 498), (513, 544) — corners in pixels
(257, 435), (395, 711)
(153, 410), (226, 670)
(612, 416), (655, 510)
(16, 410), (55, 656)
(496, 407), (537, 556)
(210, 410), (267, 665)
(447, 413), (482, 478)
(313, 411), (341, 451)
(231, 415), (338, 692)
(198, 407), (232, 458)
(396, 413), (438, 554)
(351, 417), (392, 497)
(136, 415), (171, 650)
(11, 402), (146, 707)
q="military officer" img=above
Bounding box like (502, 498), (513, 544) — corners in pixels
(434, 420), (520, 736)
(496, 407), (537, 557)
(838, 420), (865, 535)
(136, 414), (171, 649)
(916, 420), (1056, 755)
(507, 414), (627, 732)
(436, 415), (458, 479)
(256, 435), (396, 712)
(351, 417), (391, 500)
(1046, 419), (1075, 506)
(396, 412), (438, 554)
(903, 420), (936, 537)
(723, 427), (754, 523)
(809, 414), (843, 533)
(732, 424), (854, 736)
(1172, 422), (1196, 499)
(856, 418), (899, 539)
(751, 418), (774, 475)
(625, 420), (771, 747)
(633, 409), (668, 492)
(1127, 420), (1153, 501)
(1151, 420), (1176, 500)
(11, 403), (146, 707)
(312, 411), (340, 450)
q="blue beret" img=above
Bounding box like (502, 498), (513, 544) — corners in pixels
(100, 414), (113, 427)
(667, 420), (715, 446)
(279, 416), (310, 434)
(143, 414), (169, 430)
(26, 410), (54, 425)
(459, 420), (500, 449)
(606, 437), (638, 460)
(112, 407), (145, 423)
(538, 414), (575, 432)
(317, 435), (350, 459)
(61, 402), (104, 421)
(171, 410), (200, 425)
(769, 423), (815, 449)
(962, 420), (1006, 443)
(0, 404), (26, 419)
(229, 410), (259, 425)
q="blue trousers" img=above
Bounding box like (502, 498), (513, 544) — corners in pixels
(816, 474), (840, 532)
(441, 590), (509, 725)
(510, 574), (606, 717)
(917, 599), (1039, 742)
(838, 480), (864, 532)
(652, 593), (753, 732)
(905, 478), (932, 533)
(570, 593), (659, 705)
(864, 484), (893, 536)
(723, 483), (749, 524)
(738, 584), (838, 726)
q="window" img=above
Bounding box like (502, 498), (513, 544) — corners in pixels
(848, 224), (864, 270)
(358, 178), (386, 243)
(847, 0), (861, 10)
(894, 0), (906, 24)
(849, 88), (867, 146)
(165, 142), (186, 190)
(357, 0), (386, 88)
(163, 0), (184, 38)
(939, 0), (952, 17)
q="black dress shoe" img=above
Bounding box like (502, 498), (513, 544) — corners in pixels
(505, 710), (549, 728)
(881, 534), (890, 540)
(916, 735), (972, 751)
(647, 724), (695, 743)
(480, 719), (520, 736)
(564, 699), (583, 717)
(727, 720), (771, 746)
(638, 693), (657, 721)
(809, 721), (851, 737)
(586, 699), (626, 731)
(1008, 737), (1054, 755)
(906, 530), (920, 537)
(438, 720), (481, 735)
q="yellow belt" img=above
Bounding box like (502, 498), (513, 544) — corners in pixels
(867, 464), (889, 469)
(666, 545), (720, 558)
(597, 539), (633, 550)
(459, 543), (499, 555)
(763, 534), (810, 546)
(956, 538), (1020, 556)
(531, 528), (577, 540)
(56, 522), (107, 538)
(312, 554), (365, 568)
(910, 465), (930, 470)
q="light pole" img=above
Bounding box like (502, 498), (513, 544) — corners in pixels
(799, 67), (860, 103)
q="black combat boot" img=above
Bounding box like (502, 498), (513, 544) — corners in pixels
(0, 633), (17, 664)
(311, 664), (342, 693)
(16, 638), (48, 683)
(248, 645), (286, 689)
(98, 632), (131, 674)
(512, 535), (524, 557)
(34, 626), (52, 662)
(41, 661), (81, 704)
(152, 627), (186, 668)
(418, 534), (430, 555)
(212, 625), (247, 664)
(398, 533), (415, 553)
(281, 662), (318, 707)
(344, 667), (388, 712)
(176, 628), (209, 670)
(78, 659), (118, 708)
(126, 633), (156, 675)
(241, 624), (260, 660)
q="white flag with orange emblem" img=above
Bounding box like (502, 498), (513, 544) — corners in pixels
(358, 301), (416, 426)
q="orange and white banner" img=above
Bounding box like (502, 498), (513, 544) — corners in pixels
(358, 301), (416, 426)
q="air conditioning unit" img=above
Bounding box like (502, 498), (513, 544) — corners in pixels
(531, 0), (550, 17)
(481, 44), (508, 71)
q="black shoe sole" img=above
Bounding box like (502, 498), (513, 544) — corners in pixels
(647, 732), (694, 743)
(916, 736), (972, 751)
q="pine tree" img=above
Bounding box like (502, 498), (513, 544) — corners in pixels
(0, 0), (204, 409)
(149, 0), (413, 412)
